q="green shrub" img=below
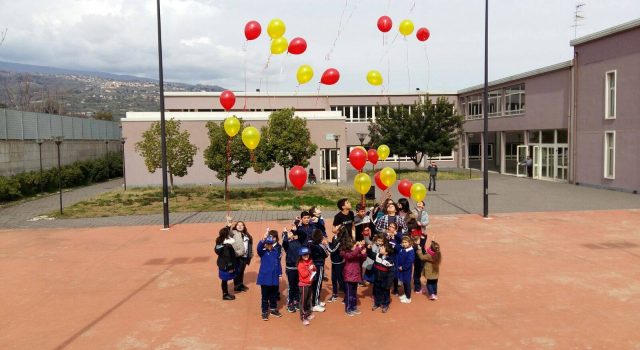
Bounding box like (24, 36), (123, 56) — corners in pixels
(0, 176), (22, 201)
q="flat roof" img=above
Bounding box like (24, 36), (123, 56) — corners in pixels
(457, 60), (573, 94)
(164, 91), (457, 97)
(122, 111), (344, 122)
(570, 18), (640, 46)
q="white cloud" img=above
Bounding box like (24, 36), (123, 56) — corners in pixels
(0, 0), (639, 91)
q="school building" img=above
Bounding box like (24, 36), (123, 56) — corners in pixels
(121, 18), (640, 193)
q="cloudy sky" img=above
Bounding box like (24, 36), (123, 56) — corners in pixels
(0, 0), (638, 93)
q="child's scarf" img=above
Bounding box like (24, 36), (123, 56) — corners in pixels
(427, 247), (436, 257)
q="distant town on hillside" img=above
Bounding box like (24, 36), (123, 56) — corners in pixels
(0, 61), (225, 120)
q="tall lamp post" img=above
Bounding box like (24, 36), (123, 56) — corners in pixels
(333, 134), (340, 187)
(482, 0), (489, 218)
(157, 0), (170, 229)
(53, 136), (64, 215)
(356, 133), (367, 147)
(36, 139), (44, 194)
(121, 137), (127, 191)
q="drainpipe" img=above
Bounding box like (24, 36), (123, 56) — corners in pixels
(570, 52), (579, 184)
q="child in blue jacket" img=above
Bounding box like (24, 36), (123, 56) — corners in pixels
(396, 236), (415, 303)
(257, 234), (283, 321)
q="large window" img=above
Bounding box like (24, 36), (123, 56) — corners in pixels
(333, 105), (374, 123)
(488, 90), (502, 117)
(504, 84), (525, 115)
(605, 71), (616, 119)
(466, 94), (483, 120)
(460, 97), (467, 117)
(604, 131), (615, 179)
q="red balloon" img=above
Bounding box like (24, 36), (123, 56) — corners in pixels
(367, 149), (379, 165)
(377, 16), (393, 33)
(416, 27), (430, 42)
(289, 166), (308, 190)
(374, 171), (388, 191)
(398, 179), (413, 198)
(320, 68), (340, 85)
(244, 20), (262, 41)
(288, 37), (307, 55)
(220, 90), (236, 111)
(349, 148), (367, 171)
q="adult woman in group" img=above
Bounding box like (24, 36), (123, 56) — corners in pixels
(232, 221), (253, 292)
(375, 202), (408, 236)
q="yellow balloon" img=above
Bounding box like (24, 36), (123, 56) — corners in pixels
(271, 37), (288, 55)
(353, 173), (372, 195)
(241, 126), (260, 150)
(366, 70), (383, 86)
(296, 65), (314, 85)
(377, 144), (390, 161)
(380, 167), (396, 187)
(223, 116), (241, 137)
(410, 183), (427, 202)
(267, 18), (286, 39)
(399, 19), (415, 36)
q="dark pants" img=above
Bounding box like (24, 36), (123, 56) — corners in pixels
(299, 285), (312, 320)
(286, 269), (300, 306)
(413, 260), (424, 292)
(260, 285), (279, 313)
(392, 278), (399, 294)
(233, 257), (247, 288)
(344, 282), (358, 312)
(401, 277), (412, 298)
(221, 280), (230, 295)
(331, 263), (345, 295)
(373, 282), (391, 307)
(311, 264), (324, 306)
(429, 175), (437, 190)
(527, 165), (533, 178)
(427, 279), (438, 295)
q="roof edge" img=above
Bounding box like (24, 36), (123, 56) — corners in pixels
(570, 18), (640, 46)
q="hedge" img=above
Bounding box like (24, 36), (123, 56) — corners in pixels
(0, 152), (123, 202)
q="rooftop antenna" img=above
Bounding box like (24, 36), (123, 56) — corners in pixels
(572, 2), (586, 38)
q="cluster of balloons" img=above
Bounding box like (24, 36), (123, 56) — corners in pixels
(349, 145), (391, 195)
(376, 16), (431, 42)
(220, 91), (261, 151)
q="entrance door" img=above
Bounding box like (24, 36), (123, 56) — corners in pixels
(557, 147), (568, 180)
(320, 148), (339, 183)
(532, 146), (541, 179)
(539, 146), (556, 180)
(516, 145), (528, 177)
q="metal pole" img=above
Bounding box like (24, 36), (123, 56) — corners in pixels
(37, 140), (43, 194)
(56, 141), (62, 215)
(335, 139), (339, 187)
(483, 0), (489, 218)
(121, 138), (127, 191)
(157, 0), (170, 229)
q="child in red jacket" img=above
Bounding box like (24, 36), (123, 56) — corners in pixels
(297, 247), (316, 326)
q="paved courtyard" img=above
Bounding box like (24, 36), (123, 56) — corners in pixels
(1, 173), (639, 229)
(1, 210), (639, 349)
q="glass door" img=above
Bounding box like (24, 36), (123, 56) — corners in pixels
(557, 147), (568, 181)
(320, 148), (339, 183)
(532, 146), (541, 179)
(516, 145), (528, 177)
(539, 146), (556, 180)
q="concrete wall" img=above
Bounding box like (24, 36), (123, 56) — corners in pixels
(0, 140), (122, 176)
(574, 27), (640, 192)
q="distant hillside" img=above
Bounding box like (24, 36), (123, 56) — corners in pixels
(0, 61), (225, 120)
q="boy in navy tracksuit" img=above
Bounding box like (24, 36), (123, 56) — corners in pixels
(293, 211), (315, 246)
(396, 236), (415, 303)
(385, 222), (401, 295)
(367, 243), (395, 313)
(309, 229), (329, 311)
(282, 225), (304, 312)
(326, 227), (346, 302)
(412, 231), (427, 293)
(257, 235), (283, 320)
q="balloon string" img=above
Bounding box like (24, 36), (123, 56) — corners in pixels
(423, 44), (430, 92)
(226, 136), (231, 216)
(325, 0), (361, 61)
(406, 37), (411, 92)
(243, 42), (248, 111)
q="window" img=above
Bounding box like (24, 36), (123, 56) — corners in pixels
(335, 105), (374, 123)
(460, 97), (467, 117)
(426, 150), (455, 161)
(466, 94), (483, 120)
(504, 84), (525, 115)
(604, 131), (615, 179)
(488, 90), (502, 117)
(605, 71), (616, 119)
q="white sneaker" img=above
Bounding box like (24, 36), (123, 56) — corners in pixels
(312, 305), (326, 312)
(399, 295), (407, 301)
(403, 298), (412, 304)
(319, 301), (326, 307)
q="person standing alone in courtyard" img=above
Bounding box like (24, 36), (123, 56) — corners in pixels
(520, 156), (533, 178)
(427, 161), (438, 191)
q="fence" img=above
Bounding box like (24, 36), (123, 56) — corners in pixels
(0, 109), (121, 141)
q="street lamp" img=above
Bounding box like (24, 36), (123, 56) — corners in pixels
(356, 132), (367, 146)
(53, 136), (64, 215)
(36, 139), (44, 194)
(105, 140), (110, 178)
(121, 137), (127, 190)
(482, 0), (489, 218)
(157, 0), (170, 229)
(333, 134), (340, 187)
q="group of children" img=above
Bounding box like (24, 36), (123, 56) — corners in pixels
(214, 197), (442, 326)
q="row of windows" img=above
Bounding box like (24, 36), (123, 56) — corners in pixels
(460, 83), (526, 120)
(345, 146), (454, 162)
(330, 105), (416, 123)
